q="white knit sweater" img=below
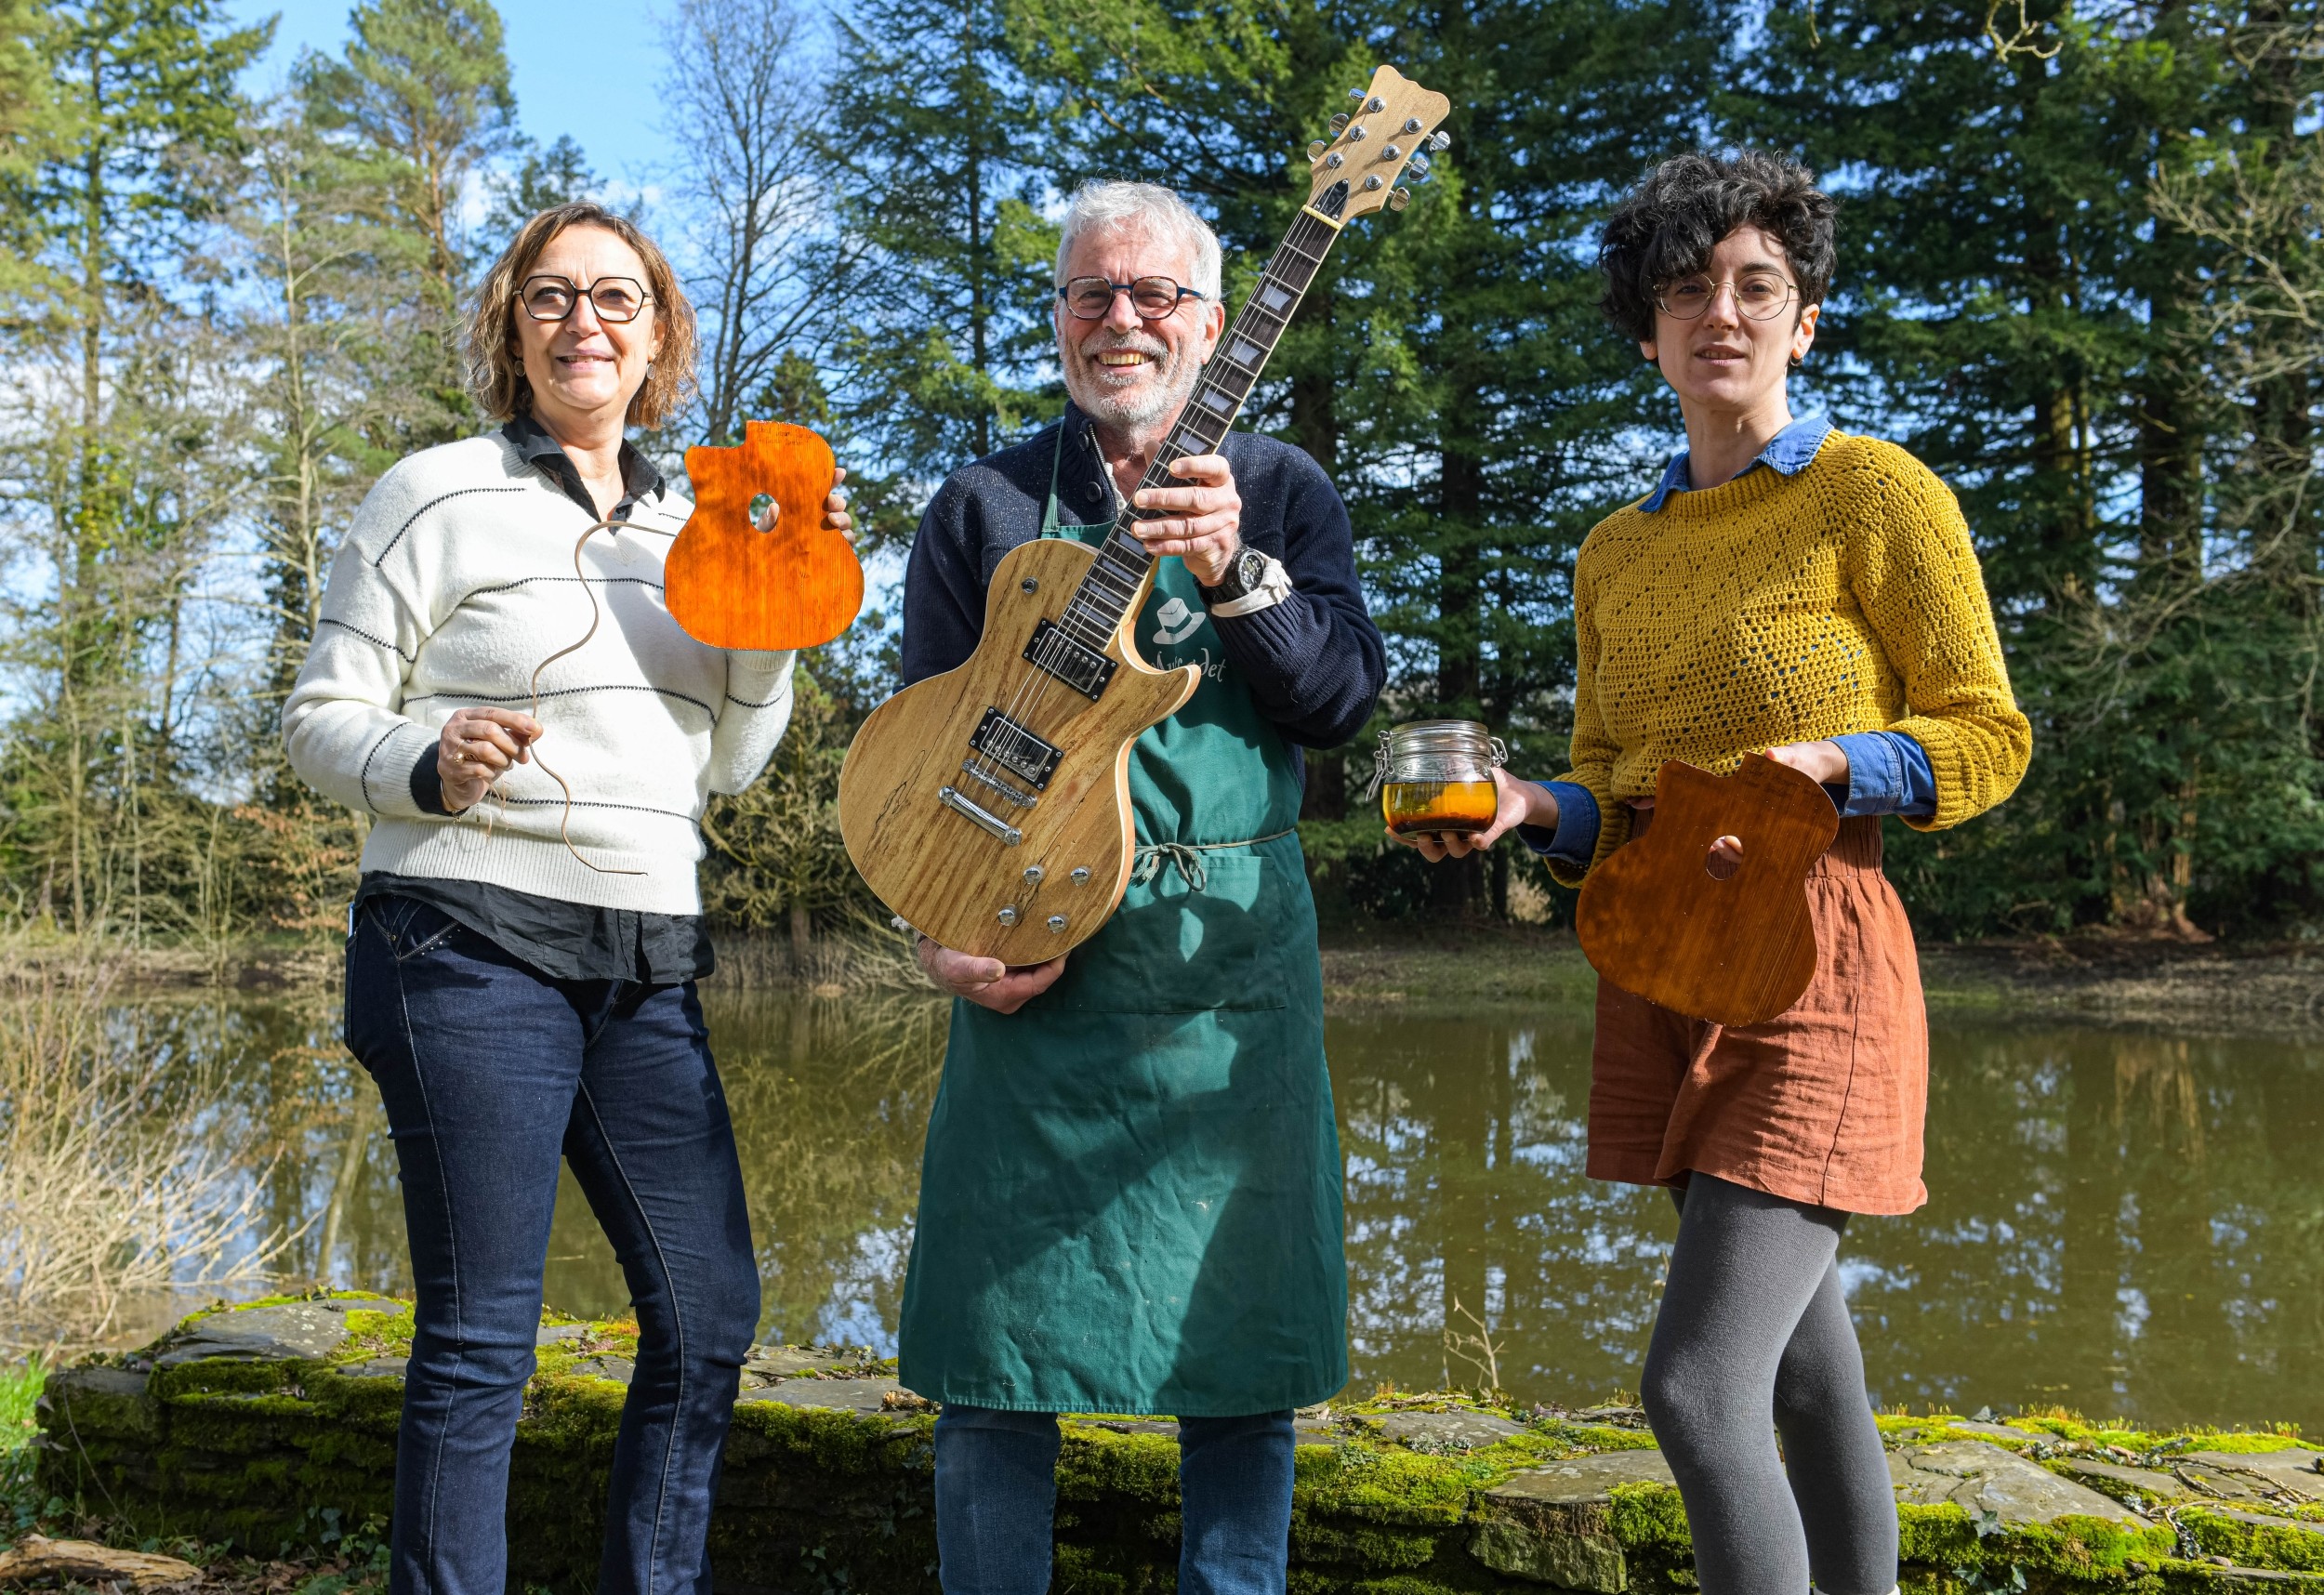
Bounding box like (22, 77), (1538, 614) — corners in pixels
(284, 434), (797, 914)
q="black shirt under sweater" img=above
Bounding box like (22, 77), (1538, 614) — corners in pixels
(901, 403), (1386, 770)
(350, 415), (715, 985)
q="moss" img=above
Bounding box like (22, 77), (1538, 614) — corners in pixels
(2178, 1508), (2324, 1574)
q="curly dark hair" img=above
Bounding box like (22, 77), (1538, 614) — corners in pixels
(1598, 150), (1837, 346)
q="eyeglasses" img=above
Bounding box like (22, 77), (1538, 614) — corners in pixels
(1654, 270), (1800, 322)
(1057, 275), (1206, 321)
(520, 274), (653, 324)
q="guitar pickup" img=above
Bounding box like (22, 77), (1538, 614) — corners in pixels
(970, 708), (1063, 791)
(1023, 618), (1116, 700)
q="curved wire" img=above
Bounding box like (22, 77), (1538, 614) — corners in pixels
(479, 516), (649, 877)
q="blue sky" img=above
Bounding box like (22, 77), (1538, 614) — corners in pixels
(227, 0), (679, 190)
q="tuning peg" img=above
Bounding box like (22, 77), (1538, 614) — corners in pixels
(1367, 96), (1386, 112)
(1404, 117), (1424, 133)
(1347, 87), (1367, 102)
(1408, 152), (1432, 178)
(1387, 187), (1412, 213)
(1308, 140), (1328, 159)
(1427, 130), (1451, 152)
(1329, 112), (1350, 133)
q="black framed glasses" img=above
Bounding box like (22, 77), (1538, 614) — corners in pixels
(1057, 275), (1206, 321)
(1654, 270), (1800, 322)
(520, 274), (653, 324)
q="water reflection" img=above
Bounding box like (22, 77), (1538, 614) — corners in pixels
(127, 988), (2324, 1433)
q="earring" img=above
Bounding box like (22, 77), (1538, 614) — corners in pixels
(1789, 353), (1804, 370)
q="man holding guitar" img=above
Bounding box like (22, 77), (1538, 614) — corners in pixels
(892, 179), (1384, 1593)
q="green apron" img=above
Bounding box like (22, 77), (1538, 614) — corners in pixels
(894, 436), (1348, 1417)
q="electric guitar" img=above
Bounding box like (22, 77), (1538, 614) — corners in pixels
(838, 65), (1452, 961)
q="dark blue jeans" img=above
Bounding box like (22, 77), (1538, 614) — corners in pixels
(344, 897), (759, 1595)
(932, 1405), (1297, 1594)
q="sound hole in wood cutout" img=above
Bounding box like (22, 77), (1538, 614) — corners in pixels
(1706, 834), (1742, 880)
(748, 492), (775, 531)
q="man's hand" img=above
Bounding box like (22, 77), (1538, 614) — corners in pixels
(1391, 767), (1558, 862)
(438, 706), (541, 813)
(916, 937), (1068, 1014)
(1129, 454), (1242, 586)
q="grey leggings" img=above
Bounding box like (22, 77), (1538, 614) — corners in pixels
(1641, 1174), (1898, 1595)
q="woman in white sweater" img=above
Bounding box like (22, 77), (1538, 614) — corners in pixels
(284, 201), (850, 1595)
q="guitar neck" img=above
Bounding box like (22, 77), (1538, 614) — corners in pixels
(1053, 185), (1350, 648)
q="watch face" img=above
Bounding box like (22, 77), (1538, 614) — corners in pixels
(1236, 547), (1267, 587)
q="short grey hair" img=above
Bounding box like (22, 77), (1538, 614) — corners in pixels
(1052, 180), (1223, 302)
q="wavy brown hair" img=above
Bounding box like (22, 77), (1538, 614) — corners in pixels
(465, 202), (698, 428)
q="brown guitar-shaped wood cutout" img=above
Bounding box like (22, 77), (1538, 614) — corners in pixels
(1576, 755), (1841, 1028)
(666, 421), (862, 650)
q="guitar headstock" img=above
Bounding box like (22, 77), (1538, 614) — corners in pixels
(1304, 63), (1452, 223)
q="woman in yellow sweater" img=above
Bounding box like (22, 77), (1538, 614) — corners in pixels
(1402, 151), (2029, 1595)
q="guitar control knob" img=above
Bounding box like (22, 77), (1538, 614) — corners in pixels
(1071, 867), (1091, 885)
(1023, 865), (1044, 884)
(1387, 187), (1411, 212)
(1020, 577), (1038, 593)
(1047, 915), (1068, 934)
(1308, 140), (1327, 159)
(997, 907), (1018, 927)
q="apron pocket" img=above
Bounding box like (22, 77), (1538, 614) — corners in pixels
(1050, 851), (1290, 1013)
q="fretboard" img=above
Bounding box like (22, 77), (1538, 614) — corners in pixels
(1053, 185), (1349, 651)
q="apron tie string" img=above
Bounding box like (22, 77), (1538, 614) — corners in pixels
(1129, 827), (1301, 892)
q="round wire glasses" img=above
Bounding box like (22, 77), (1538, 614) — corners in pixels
(1654, 270), (1801, 322)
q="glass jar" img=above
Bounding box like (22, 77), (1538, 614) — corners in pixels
(1369, 719), (1507, 837)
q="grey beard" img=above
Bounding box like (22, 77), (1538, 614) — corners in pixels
(1067, 351), (1201, 434)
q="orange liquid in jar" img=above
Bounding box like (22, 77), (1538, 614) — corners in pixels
(1382, 781), (1499, 837)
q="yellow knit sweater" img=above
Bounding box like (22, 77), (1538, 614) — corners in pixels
(1553, 429), (2031, 885)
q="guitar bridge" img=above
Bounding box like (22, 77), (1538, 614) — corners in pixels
(970, 708), (1062, 791)
(958, 760), (1037, 810)
(938, 785), (1023, 846)
(1023, 619), (1116, 700)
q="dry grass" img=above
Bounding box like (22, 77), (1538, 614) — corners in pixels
(0, 958), (300, 1355)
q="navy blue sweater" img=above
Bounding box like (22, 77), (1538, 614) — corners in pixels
(900, 404), (1386, 764)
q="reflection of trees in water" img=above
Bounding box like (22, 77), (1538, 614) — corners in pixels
(1328, 1011), (1672, 1406)
(1842, 1025), (2322, 1431)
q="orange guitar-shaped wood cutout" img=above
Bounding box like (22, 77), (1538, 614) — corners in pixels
(666, 421), (862, 650)
(1575, 755), (1841, 1029)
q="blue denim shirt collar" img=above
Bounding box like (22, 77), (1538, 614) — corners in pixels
(1639, 415), (1833, 513)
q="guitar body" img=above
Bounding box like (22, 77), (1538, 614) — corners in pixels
(1576, 755), (1841, 1028)
(667, 421), (863, 650)
(838, 538), (1199, 962)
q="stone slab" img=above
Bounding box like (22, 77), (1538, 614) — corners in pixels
(740, 1346), (828, 1383)
(1889, 1442), (2138, 1525)
(335, 1358), (410, 1380)
(1485, 1448), (1678, 1506)
(535, 1325), (588, 1348)
(740, 1378), (902, 1415)
(152, 1297), (403, 1368)
(1367, 1408), (1529, 1452)
(2183, 1453), (2324, 1507)
(2055, 1457), (2193, 1502)
(561, 1358), (634, 1386)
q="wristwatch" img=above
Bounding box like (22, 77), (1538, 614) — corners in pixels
(1200, 545), (1292, 617)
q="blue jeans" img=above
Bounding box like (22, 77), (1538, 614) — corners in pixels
(933, 1405), (1297, 1594)
(343, 897), (760, 1595)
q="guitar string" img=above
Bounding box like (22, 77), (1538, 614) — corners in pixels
(979, 208), (1335, 789)
(476, 514), (654, 877)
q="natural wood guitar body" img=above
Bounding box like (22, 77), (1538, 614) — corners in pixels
(837, 538), (1198, 962)
(1575, 755), (1842, 1028)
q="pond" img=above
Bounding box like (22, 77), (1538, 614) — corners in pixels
(140, 981), (2324, 1434)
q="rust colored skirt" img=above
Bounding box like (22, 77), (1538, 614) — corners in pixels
(1587, 813), (1929, 1217)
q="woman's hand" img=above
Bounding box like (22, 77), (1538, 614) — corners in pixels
(1762, 738), (1848, 785)
(438, 707), (541, 813)
(916, 937), (1068, 1014)
(1390, 767), (1558, 862)
(775, 465), (854, 541)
